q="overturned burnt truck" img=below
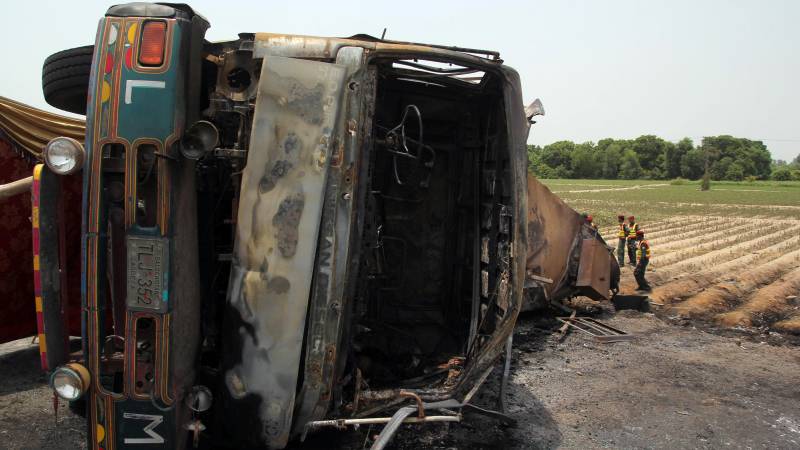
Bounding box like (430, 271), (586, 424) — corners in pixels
(24, 2), (620, 449)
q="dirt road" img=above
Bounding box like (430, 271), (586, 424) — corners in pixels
(1, 311), (799, 449)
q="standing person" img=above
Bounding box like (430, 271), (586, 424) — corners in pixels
(634, 229), (651, 291)
(616, 215), (629, 265)
(626, 215), (639, 267)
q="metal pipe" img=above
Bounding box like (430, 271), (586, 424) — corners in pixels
(302, 414), (461, 440)
(0, 175), (32, 200)
(307, 415), (460, 428)
(399, 391), (425, 419)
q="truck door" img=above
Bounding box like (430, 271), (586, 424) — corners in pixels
(221, 55), (347, 449)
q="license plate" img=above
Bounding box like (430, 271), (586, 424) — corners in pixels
(127, 236), (169, 312)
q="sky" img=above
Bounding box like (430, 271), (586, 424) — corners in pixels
(1, 0), (798, 161)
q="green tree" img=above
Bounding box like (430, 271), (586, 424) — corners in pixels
(539, 141), (575, 178)
(701, 136), (772, 179)
(528, 135), (776, 181)
(630, 135), (670, 172)
(665, 138), (693, 179)
(527, 145), (559, 178)
(772, 166), (794, 181)
(680, 148), (705, 179)
(595, 138), (617, 153)
(571, 142), (601, 178)
(711, 156), (734, 180)
(527, 144), (542, 172)
(725, 162), (745, 181)
(600, 143), (623, 179)
(649, 153), (667, 179)
(619, 150), (642, 179)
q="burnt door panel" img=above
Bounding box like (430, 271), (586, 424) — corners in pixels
(221, 55), (346, 448)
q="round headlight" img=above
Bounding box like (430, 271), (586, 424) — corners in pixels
(180, 120), (218, 160)
(50, 363), (90, 401)
(44, 137), (85, 175)
(185, 385), (213, 412)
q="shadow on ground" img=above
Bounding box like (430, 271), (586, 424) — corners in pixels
(0, 339), (85, 450)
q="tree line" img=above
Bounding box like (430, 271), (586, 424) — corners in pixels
(527, 135), (800, 181)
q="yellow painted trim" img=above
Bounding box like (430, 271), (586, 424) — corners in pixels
(127, 22), (137, 45)
(96, 424), (106, 444)
(33, 255), (40, 271)
(38, 334), (47, 353)
(32, 207), (39, 228)
(35, 296), (43, 312)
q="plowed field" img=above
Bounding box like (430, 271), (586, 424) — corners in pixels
(547, 179), (800, 336)
(606, 215), (800, 334)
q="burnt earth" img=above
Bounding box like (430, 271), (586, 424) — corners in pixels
(2, 311), (799, 449)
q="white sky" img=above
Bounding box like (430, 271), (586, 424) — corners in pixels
(1, 0), (798, 161)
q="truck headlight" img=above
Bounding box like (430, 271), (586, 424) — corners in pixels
(185, 385), (213, 412)
(50, 363), (90, 401)
(43, 137), (86, 175)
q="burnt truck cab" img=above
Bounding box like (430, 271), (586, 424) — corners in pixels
(32, 2), (619, 449)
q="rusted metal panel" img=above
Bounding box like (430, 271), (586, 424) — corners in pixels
(576, 238), (612, 300)
(224, 55), (346, 448)
(292, 45), (367, 434)
(253, 33), (357, 60)
(252, 33), (503, 69)
(524, 175), (583, 297)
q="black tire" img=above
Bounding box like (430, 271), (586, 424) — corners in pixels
(42, 45), (94, 115)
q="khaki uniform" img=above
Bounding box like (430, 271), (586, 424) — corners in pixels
(634, 239), (651, 291)
(626, 222), (639, 266)
(617, 222), (629, 265)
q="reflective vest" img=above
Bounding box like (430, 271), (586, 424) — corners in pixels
(618, 223), (628, 239)
(636, 240), (651, 260)
(627, 222), (638, 239)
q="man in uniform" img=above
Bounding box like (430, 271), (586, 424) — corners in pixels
(634, 229), (651, 291)
(616, 215), (629, 266)
(626, 215), (639, 266)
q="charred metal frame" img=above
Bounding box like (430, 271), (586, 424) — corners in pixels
(23, 3), (619, 449)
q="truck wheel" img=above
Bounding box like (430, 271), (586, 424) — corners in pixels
(42, 45), (94, 115)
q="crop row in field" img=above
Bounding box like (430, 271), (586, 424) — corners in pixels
(541, 179), (800, 334)
(612, 215), (800, 334)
